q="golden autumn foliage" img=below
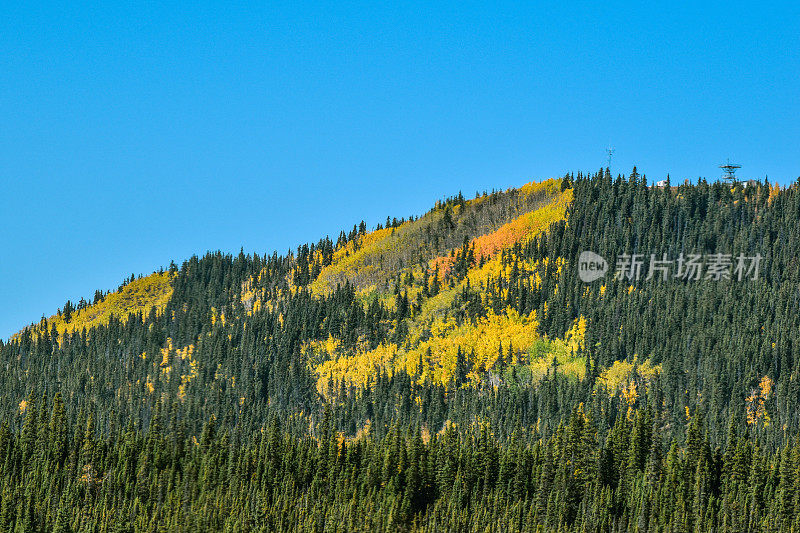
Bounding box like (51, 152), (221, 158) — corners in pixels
(210, 307), (227, 327)
(597, 357), (660, 393)
(470, 189), (571, 259)
(405, 308), (542, 381)
(311, 179), (570, 295)
(431, 186), (572, 279)
(241, 267), (302, 318)
(19, 272), (174, 342)
(315, 342), (398, 396)
(307, 179), (580, 398)
(746, 375), (773, 427)
(416, 241), (565, 342)
(597, 357), (661, 418)
(142, 337), (199, 401)
(309, 227), (397, 295)
(313, 310), (587, 398)
(767, 183), (781, 204)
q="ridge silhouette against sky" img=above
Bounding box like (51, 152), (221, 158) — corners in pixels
(2, 1), (798, 338)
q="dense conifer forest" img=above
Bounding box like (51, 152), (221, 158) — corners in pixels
(3, 170), (800, 531)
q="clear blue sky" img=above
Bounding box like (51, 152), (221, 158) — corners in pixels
(2, 1), (798, 339)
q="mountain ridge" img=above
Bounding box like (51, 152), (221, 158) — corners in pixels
(4, 171), (800, 531)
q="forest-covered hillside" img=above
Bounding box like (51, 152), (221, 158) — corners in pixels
(3, 170), (800, 532)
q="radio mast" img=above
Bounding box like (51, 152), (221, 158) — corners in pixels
(719, 159), (741, 184)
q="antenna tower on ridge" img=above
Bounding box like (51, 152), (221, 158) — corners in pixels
(719, 159), (741, 184)
(606, 146), (615, 170)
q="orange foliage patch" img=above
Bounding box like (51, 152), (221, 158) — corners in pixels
(431, 186), (572, 278)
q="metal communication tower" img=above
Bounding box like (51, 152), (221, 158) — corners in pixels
(719, 159), (741, 184)
(606, 146), (615, 170)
